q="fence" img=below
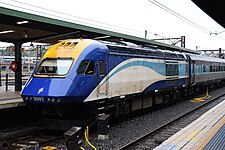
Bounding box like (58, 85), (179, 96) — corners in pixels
(3, 73), (29, 91)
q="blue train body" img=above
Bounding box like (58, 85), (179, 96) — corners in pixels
(20, 39), (225, 122)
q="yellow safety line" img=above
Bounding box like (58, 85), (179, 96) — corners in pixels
(79, 146), (85, 150)
(196, 116), (225, 149)
(84, 126), (97, 150)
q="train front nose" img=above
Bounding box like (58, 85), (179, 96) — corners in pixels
(21, 76), (87, 120)
(21, 77), (82, 104)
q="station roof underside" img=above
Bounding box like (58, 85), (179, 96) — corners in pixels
(192, 1), (225, 29)
(0, 6), (198, 54)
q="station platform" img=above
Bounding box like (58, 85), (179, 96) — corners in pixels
(0, 86), (24, 109)
(154, 99), (225, 150)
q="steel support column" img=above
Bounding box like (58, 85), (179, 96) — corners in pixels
(14, 42), (22, 91)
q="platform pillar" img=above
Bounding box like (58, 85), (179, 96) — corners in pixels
(14, 42), (22, 91)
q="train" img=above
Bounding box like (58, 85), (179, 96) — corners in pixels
(20, 39), (225, 128)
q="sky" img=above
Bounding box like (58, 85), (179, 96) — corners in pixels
(0, 0), (225, 51)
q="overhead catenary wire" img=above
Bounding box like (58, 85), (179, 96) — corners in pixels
(147, 0), (214, 34)
(5, 0), (212, 40)
(147, 0), (225, 49)
(1, 0), (225, 49)
(11, 0), (216, 36)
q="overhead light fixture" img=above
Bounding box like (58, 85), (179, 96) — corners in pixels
(94, 35), (111, 40)
(0, 30), (14, 34)
(17, 20), (29, 25)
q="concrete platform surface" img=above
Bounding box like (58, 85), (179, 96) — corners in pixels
(0, 86), (24, 109)
(154, 99), (225, 150)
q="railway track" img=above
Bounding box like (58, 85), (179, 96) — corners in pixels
(11, 134), (63, 150)
(0, 127), (65, 150)
(118, 92), (225, 150)
(1, 86), (225, 150)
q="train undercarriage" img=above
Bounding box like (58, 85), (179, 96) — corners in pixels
(24, 79), (224, 130)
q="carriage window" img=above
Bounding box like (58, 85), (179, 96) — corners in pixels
(210, 66), (213, 72)
(220, 66), (222, 71)
(77, 60), (95, 75)
(166, 63), (179, 76)
(99, 61), (104, 75)
(35, 58), (73, 76)
(203, 65), (206, 72)
(216, 66), (219, 72)
(213, 66), (216, 72)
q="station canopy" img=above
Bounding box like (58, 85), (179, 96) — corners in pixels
(0, 6), (198, 54)
(192, 1), (225, 28)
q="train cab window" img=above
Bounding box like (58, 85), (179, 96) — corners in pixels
(99, 61), (105, 75)
(77, 60), (95, 75)
(35, 58), (73, 76)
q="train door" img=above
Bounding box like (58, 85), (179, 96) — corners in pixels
(97, 60), (108, 95)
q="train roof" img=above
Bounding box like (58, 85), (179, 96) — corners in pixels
(99, 40), (188, 60)
(189, 54), (225, 63)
